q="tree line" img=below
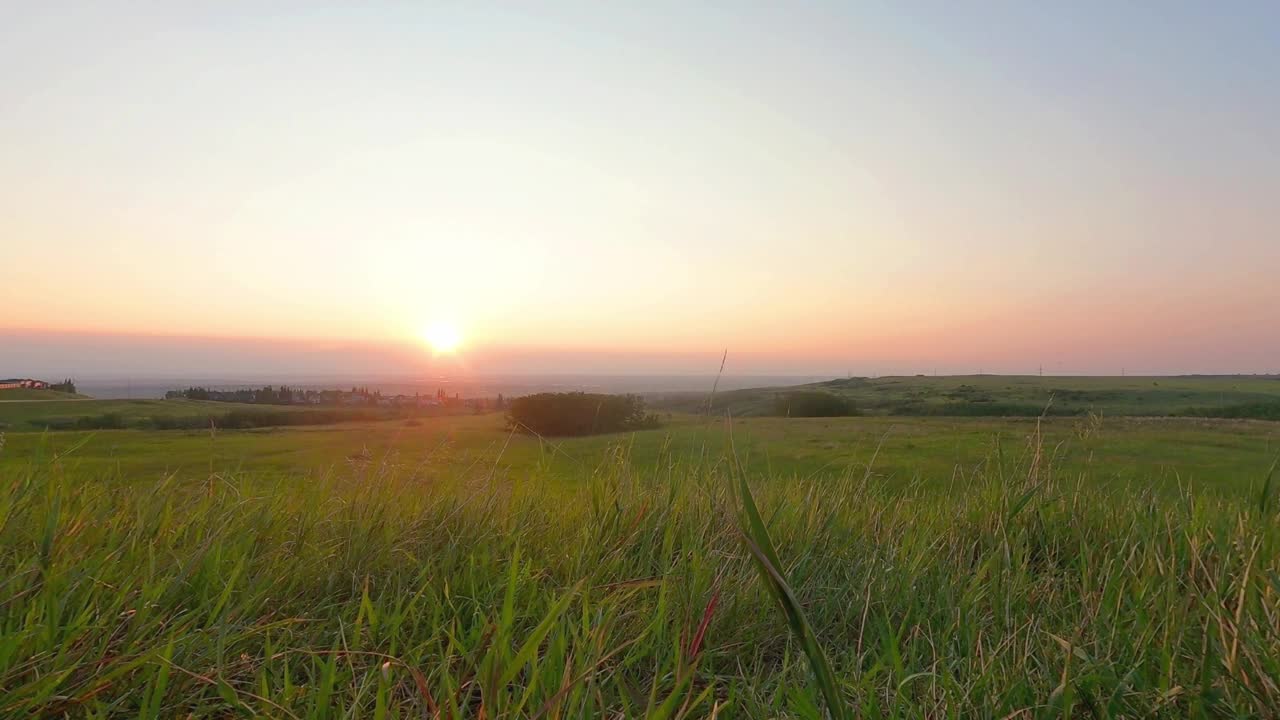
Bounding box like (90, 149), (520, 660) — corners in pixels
(168, 386), (384, 405)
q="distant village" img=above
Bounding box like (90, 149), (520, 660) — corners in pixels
(165, 385), (505, 412)
(0, 378), (77, 393)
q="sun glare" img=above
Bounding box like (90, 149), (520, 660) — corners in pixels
(422, 322), (462, 353)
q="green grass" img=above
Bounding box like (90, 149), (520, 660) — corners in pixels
(1, 415), (1278, 716)
(0, 388), (89, 401)
(0, 398), (433, 432)
(0, 398), (301, 431)
(4, 414), (1277, 499)
(656, 374), (1280, 418)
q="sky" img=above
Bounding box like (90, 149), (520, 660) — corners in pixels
(2, 2), (1278, 377)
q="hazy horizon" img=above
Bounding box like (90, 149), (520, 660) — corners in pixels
(4, 3), (1278, 376)
(4, 327), (1277, 380)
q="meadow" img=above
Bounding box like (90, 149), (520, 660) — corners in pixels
(0, 397), (459, 433)
(2, 406), (1279, 717)
(655, 374), (1280, 419)
(0, 398), (311, 431)
(0, 388), (89, 401)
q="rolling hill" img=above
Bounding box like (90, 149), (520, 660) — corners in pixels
(650, 374), (1280, 419)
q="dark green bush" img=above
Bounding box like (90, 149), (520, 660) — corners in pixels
(507, 393), (660, 436)
(41, 413), (128, 431)
(883, 402), (1076, 417)
(774, 391), (855, 417)
(924, 402), (1071, 417)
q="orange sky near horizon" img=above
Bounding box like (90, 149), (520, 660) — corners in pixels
(2, 4), (1277, 376)
(6, 275), (1277, 377)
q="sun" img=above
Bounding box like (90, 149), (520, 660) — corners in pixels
(422, 321), (462, 353)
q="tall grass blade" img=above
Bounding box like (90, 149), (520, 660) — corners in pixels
(736, 472), (849, 720)
(1259, 455), (1278, 515)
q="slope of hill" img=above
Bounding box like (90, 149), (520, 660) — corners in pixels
(651, 374), (1280, 418)
(0, 388), (90, 401)
(0, 397), (472, 432)
(0, 398), (322, 431)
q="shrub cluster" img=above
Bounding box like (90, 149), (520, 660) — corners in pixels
(507, 392), (660, 436)
(873, 401), (1080, 417)
(1176, 402), (1280, 420)
(42, 413), (127, 430)
(774, 391), (855, 417)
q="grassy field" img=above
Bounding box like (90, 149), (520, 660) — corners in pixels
(7, 374), (1279, 433)
(0, 398), (302, 430)
(0, 398), (450, 432)
(0, 387), (89, 401)
(1, 412), (1278, 717)
(2, 413), (1278, 499)
(654, 374), (1280, 418)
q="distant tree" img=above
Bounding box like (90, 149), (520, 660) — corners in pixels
(50, 378), (77, 394)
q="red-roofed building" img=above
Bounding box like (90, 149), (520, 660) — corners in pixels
(0, 378), (50, 390)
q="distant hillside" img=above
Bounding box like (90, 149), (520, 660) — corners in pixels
(650, 374), (1280, 419)
(0, 397), (474, 432)
(0, 388), (90, 401)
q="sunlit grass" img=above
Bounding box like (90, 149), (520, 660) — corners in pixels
(1, 425), (1277, 717)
